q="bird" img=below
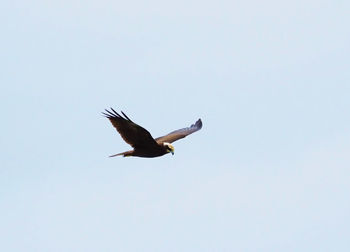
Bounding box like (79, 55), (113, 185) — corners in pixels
(102, 108), (202, 158)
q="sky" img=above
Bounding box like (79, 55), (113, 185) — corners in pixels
(1, 0), (350, 251)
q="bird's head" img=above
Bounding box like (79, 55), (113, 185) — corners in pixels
(163, 142), (174, 155)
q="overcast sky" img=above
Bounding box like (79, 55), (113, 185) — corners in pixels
(1, 0), (350, 251)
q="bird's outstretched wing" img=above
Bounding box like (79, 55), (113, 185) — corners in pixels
(155, 119), (202, 144)
(103, 108), (159, 149)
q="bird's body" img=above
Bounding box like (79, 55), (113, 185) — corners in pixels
(113, 145), (168, 158)
(103, 108), (202, 158)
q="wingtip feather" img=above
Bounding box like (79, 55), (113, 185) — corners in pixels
(192, 118), (202, 130)
(110, 107), (122, 118)
(121, 111), (132, 121)
(103, 108), (130, 121)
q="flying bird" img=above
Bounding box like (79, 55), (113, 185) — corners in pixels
(103, 108), (202, 158)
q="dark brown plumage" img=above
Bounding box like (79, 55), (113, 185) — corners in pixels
(103, 108), (202, 158)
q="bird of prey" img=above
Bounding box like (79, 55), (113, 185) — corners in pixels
(103, 108), (202, 158)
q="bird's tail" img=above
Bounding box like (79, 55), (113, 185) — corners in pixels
(109, 150), (133, 157)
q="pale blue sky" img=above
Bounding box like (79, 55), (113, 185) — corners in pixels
(1, 0), (350, 251)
